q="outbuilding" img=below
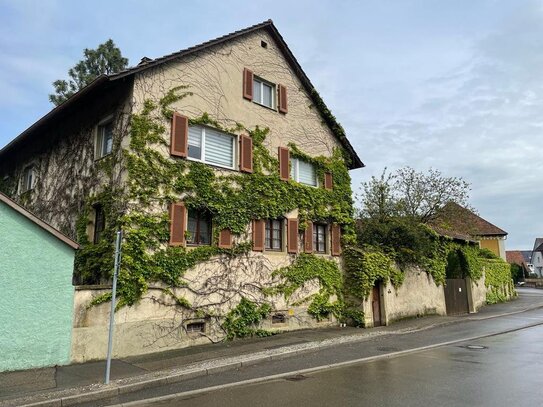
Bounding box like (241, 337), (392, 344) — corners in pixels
(0, 192), (78, 371)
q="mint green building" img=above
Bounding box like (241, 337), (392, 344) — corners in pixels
(0, 192), (78, 371)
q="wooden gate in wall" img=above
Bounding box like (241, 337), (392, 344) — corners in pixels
(444, 278), (469, 315)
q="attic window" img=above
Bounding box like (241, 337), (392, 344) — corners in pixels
(261, 40), (268, 49)
(186, 322), (205, 333)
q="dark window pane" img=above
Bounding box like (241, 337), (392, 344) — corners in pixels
(94, 205), (106, 244)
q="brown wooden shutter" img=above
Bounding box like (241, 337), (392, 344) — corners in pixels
(239, 135), (253, 173)
(169, 202), (186, 246)
(252, 219), (265, 251)
(278, 147), (290, 181)
(278, 84), (288, 114)
(304, 221), (313, 253)
(170, 113), (188, 157)
(218, 229), (232, 249)
(324, 172), (333, 190)
(287, 218), (298, 254)
(331, 223), (341, 256)
(243, 68), (254, 100)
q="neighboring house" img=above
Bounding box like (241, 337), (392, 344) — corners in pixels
(0, 20), (363, 360)
(506, 250), (533, 278)
(432, 202), (508, 260)
(532, 238), (543, 277)
(0, 192), (78, 371)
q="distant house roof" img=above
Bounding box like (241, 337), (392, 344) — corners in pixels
(506, 250), (525, 265)
(533, 238), (543, 252)
(431, 202), (507, 238)
(0, 192), (79, 249)
(0, 20), (363, 170)
(534, 242), (543, 253)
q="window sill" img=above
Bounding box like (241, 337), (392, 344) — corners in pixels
(252, 100), (278, 112)
(186, 157), (238, 173)
(94, 153), (112, 162)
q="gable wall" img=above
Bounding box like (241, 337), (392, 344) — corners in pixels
(132, 30), (343, 160)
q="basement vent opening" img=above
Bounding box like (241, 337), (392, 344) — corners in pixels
(186, 322), (205, 333)
(261, 40), (268, 48)
(272, 313), (286, 324)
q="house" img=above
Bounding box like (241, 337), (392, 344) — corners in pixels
(0, 192), (78, 371)
(506, 250), (533, 278)
(531, 238), (543, 277)
(0, 20), (363, 361)
(431, 202), (508, 259)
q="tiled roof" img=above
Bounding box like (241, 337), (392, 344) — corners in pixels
(506, 250), (525, 265)
(0, 20), (363, 170)
(533, 238), (543, 252)
(431, 202), (507, 238)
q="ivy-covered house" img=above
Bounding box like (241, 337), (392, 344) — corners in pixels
(0, 20), (363, 361)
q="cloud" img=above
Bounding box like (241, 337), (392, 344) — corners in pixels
(346, 1), (543, 248)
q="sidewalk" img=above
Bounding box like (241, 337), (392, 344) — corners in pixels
(1, 288), (542, 407)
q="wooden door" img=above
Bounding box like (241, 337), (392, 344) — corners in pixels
(444, 279), (469, 315)
(372, 284), (382, 327)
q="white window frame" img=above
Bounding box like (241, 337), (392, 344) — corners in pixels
(187, 125), (237, 170)
(95, 115), (114, 160)
(290, 158), (318, 187)
(19, 165), (35, 193)
(253, 77), (275, 109)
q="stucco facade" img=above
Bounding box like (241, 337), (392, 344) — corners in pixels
(0, 195), (77, 371)
(0, 21), (361, 361)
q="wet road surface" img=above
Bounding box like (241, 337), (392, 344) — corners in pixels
(147, 312), (543, 406)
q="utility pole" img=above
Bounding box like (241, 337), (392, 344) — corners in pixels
(105, 229), (123, 384)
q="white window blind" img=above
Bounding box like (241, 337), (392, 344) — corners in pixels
(188, 127), (202, 159)
(290, 158), (317, 187)
(205, 128), (234, 167)
(188, 126), (235, 169)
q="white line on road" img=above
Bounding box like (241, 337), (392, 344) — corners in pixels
(110, 320), (543, 407)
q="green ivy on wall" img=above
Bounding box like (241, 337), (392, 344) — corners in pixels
(73, 86), (356, 322)
(269, 253), (343, 321)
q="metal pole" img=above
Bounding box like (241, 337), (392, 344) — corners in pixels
(105, 229), (122, 384)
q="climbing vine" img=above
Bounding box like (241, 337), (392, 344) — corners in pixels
(73, 86), (355, 332)
(269, 253), (344, 321)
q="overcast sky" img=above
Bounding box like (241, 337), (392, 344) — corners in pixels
(0, 0), (541, 249)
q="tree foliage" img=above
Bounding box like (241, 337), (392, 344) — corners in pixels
(357, 167), (471, 224)
(49, 39), (128, 106)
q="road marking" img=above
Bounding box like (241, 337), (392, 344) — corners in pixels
(110, 320), (543, 407)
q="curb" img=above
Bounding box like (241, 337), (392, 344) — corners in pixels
(5, 302), (543, 407)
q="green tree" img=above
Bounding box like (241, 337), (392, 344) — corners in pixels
(49, 39), (128, 106)
(358, 167), (471, 224)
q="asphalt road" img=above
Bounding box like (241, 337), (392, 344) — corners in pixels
(147, 320), (543, 407)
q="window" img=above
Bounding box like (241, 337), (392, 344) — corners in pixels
(272, 313), (286, 324)
(188, 126), (235, 169)
(186, 322), (205, 333)
(20, 165), (35, 193)
(313, 224), (326, 253)
(265, 219), (283, 251)
(253, 77), (275, 108)
(187, 209), (211, 245)
(290, 158), (317, 187)
(96, 120), (113, 159)
(93, 204), (106, 244)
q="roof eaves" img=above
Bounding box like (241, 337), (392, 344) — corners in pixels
(0, 192), (79, 249)
(0, 75), (109, 158)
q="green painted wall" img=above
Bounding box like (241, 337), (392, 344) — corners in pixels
(0, 203), (75, 371)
